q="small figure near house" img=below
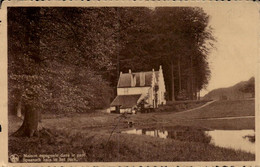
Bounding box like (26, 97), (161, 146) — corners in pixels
(110, 65), (166, 114)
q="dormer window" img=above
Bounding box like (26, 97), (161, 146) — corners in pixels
(131, 74), (136, 87)
(140, 72), (145, 86)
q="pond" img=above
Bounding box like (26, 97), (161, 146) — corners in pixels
(206, 130), (255, 154)
(121, 128), (255, 154)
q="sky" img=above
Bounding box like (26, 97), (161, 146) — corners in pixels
(200, 4), (258, 96)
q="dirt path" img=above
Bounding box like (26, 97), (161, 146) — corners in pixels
(197, 115), (255, 120)
(173, 100), (254, 121)
(178, 100), (217, 114)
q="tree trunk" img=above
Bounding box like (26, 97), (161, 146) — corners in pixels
(117, 49), (120, 79)
(178, 54), (182, 93)
(13, 105), (40, 137)
(189, 55), (194, 100)
(12, 8), (44, 138)
(194, 82), (197, 100)
(171, 60), (175, 101)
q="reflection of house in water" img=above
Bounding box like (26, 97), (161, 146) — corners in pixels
(143, 129), (168, 139)
(141, 128), (190, 140)
(122, 128), (168, 139)
(121, 128), (211, 143)
(121, 129), (142, 135)
(141, 128), (168, 139)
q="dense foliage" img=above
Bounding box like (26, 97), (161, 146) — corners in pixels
(239, 77), (255, 98)
(8, 7), (215, 115)
(8, 8), (118, 114)
(117, 7), (215, 100)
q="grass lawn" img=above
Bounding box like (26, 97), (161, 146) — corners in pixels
(8, 99), (255, 162)
(129, 99), (255, 130)
(173, 99), (255, 119)
(9, 128), (255, 162)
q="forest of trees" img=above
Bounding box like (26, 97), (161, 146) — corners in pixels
(8, 7), (215, 137)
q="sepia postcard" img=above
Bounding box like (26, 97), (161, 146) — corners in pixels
(0, 0), (259, 166)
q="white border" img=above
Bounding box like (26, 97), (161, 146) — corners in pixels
(0, 1), (259, 166)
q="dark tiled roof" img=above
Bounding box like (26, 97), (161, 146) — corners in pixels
(117, 71), (159, 88)
(110, 94), (142, 108)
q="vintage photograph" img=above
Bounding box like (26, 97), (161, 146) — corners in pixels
(6, 3), (257, 163)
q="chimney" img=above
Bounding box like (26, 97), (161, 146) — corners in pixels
(129, 69), (131, 73)
(159, 65), (162, 70)
(140, 72), (145, 86)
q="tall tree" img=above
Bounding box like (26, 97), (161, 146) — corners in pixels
(8, 7), (119, 137)
(114, 7), (215, 101)
(152, 7), (215, 100)
(8, 7), (46, 137)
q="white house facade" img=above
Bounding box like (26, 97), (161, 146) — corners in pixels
(110, 65), (166, 114)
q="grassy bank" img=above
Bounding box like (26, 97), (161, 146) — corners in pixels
(9, 127), (255, 162)
(173, 99), (255, 119)
(129, 99), (255, 130)
(8, 99), (255, 161)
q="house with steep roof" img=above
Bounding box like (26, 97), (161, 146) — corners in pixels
(110, 65), (166, 114)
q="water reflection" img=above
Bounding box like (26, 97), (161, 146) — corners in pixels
(206, 130), (255, 154)
(121, 128), (255, 154)
(122, 128), (211, 143)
